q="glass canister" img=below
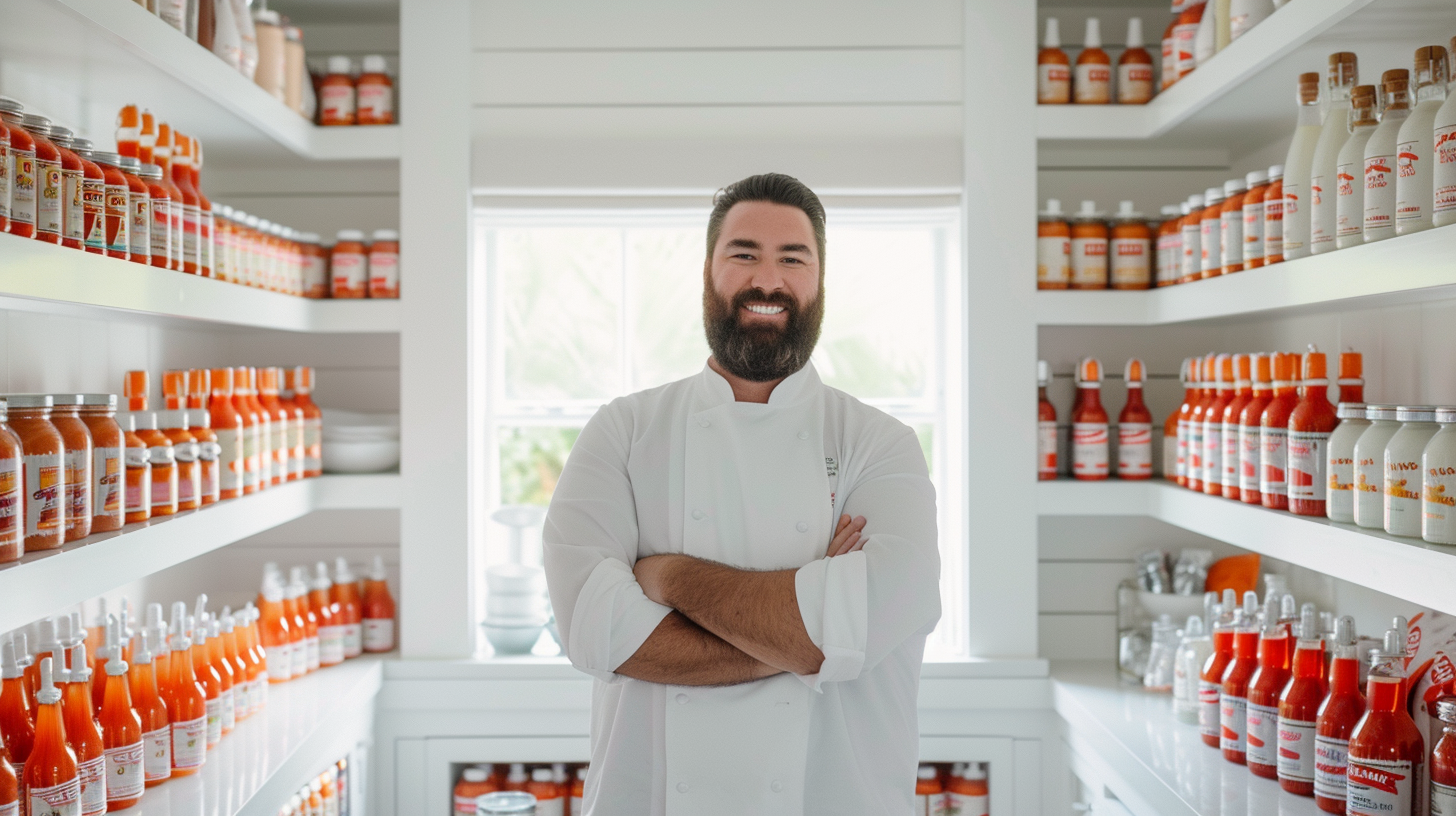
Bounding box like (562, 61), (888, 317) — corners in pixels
(1144, 614), (1180, 691)
(477, 791), (537, 814)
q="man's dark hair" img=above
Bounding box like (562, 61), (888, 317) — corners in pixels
(705, 173), (827, 272)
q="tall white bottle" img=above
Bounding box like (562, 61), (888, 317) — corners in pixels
(1430, 36), (1456, 227)
(1335, 84), (1381, 249)
(1279, 72), (1326, 261)
(1310, 53), (1358, 254)
(1364, 70), (1412, 242)
(1395, 46), (1450, 235)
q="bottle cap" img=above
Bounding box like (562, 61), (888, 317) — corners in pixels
(1239, 590), (1258, 625)
(507, 763), (528, 782)
(1125, 17), (1143, 49)
(5, 394), (53, 409)
(1076, 357), (1102, 386)
(1083, 17), (1101, 49)
(1203, 187), (1225, 205)
(20, 113), (52, 133)
(371, 554), (388, 581)
(124, 370), (150, 412)
(1395, 405), (1437, 422)
(1075, 200), (1103, 220)
(1330, 615), (1353, 647)
(1245, 169), (1268, 187)
(1438, 698), (1456, 724)
(327, 55), (354, 75)
(36, 657), (61, 706)
(1336, 402), (1368, 420)
(1414, 45), (1450, 89)
(1267, 164), (1284, 180)
(1037, 360), (1050, 387)
(335, 556), (357, 584)
(1280, 593), (1296, 620)
(372, 228), (399, 241)
(1366, 404), (1398, 421)
(1183, 614), (1205, 638)
(1351, 84), (1377, 107)
(1272, 352), (1296, 384)
(1297, 72), (1321, 104)
(1382, 68), (1411, 97)
(132, 628), (152, 665)
(1327, 52), (1358, 88)
(68, 643), (91, 682)
(1260, 595), (1280, 634)
(531, 768), (553, 782)
(1338, 350), (1362, 381)
(1251, 353), (1271, 386)
(1114, 200), (1143, 219)
(362, 55), (389, 74)
(0, 638), (21, 680)
(1298, 605), (1318, 640)
(462, 768), (489, 783)
(1161, 205), (1181, 217)
(1302, 344), (1327, 381)
(1186, 193), (1204, 210)
(1220, 179), (1242, 197)
(1215, 353), (1232, 386)
(1232, 353), (1251, 386)
(254, 8), (281, 24)
(313, 561), (335, 591)
(1043, 17), (1061, 48)
(917, 765), (938, 780)
(290, 566), (310, 596)
(0, 97), (22, 114)
(337, 229), (366, 242)
(105, 617), (128, 676)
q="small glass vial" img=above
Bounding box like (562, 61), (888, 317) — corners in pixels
(1384, 405), (1440, 537)
(1422, 407), (1456, 545)
(1353, 405), (1401, 529)
(1325, 402), (1369, 524)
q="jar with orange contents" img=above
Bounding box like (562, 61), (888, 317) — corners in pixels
(73, 395), (123, 533)
(331, 230), (368, 298)
(21, 114), (63, 244)
(1069, 201), (1109, 290)
(0, 398), (22, 562)
(1109, 201), (1152, 290)
(47, 395), (93, 543)
(300, 233), (328, 298)
(46, 125), (85, 250)
(118, 157), (152, 267)
(0, 104), (11, 233)
(368, 229), (399, 298)
(69, 138), (107, 255)
(1433, 698), (1456, 814)
(7, 395), (65, 552)
(0, 98), (36, 238)
(90, 152), (130, 260)
(320, 57), (357, 126)
(356, 56), (394, 124)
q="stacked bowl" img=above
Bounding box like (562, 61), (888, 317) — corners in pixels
(481, 564), (550, 655)
(321, 409), (400, 473)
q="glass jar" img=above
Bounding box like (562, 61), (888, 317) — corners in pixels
(74, 394), (123, 532)
(0, 398), (22, 562)
(1353, 405), (1401, 529)
(47, 396), (93, 543)
(1433, 697), (1456, 813)
(1423, 407), (1456, 545)
(1144, 614), (1180, 691)
(1385, 406), (1441, 537)
(7, 394), (65, 551)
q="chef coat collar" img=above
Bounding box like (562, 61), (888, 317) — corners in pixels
(697, 359), (822, 410)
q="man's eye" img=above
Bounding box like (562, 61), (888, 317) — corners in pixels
(781, 257), (803, 264)
(732, 253), (755, 260)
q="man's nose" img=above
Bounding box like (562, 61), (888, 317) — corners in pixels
(746, 263), (789, 295)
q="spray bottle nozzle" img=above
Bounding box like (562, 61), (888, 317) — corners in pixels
(1298, 606), (1318, 641)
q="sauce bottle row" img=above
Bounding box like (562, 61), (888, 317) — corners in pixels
(317, 56), (395, 127)
(1159, 587), (1444, 816)
(211, 216), (401, 300)
(0, 366), (325, 564)
(1037, 18), (1155, 105)
(1036, 199), (1153, 290)
(276, 757), (351, 816)
(454, 763), (586, 816)
(913, 762), (989, 816)
(1037, 358), (1155, 480)
(256, 558), (396, 685)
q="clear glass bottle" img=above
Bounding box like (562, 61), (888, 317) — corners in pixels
(1144, 614), (1180, 691)
(1336, 84), (1381, 249)
(1281, 72), (1327, 261)
(1365, 70), (1412, 242)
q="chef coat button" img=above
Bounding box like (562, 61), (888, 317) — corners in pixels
(692, 509), (705, 521)
(796, 521), (808, 533)
(698, 418), (710, 428)
(676, 693), (689, 705)
(677, 782), (689, 794)
(771, 780), (784, 793)
(797, 431), (808, 440)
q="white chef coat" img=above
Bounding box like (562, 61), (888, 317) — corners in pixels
(543, 361), (941, 816)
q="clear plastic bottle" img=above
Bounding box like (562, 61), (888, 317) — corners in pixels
(1309, 53), (1359, 255)
(1354, 405), (1402, 529)
(1365, 70), (1412, 242)
(1384, 405), (1440, 537)
(1336, 84), (1382, 248)
(1173, 594), (1216, 724)
(1281, 72), (1327, 261)
(1422, 406), (1456, 544)
(1326, 402), (1370, 523)
(1395, 46), (1450, 235)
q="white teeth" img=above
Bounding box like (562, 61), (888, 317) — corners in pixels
(745, 304), (785, 315)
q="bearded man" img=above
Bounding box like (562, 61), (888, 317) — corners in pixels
(543, 173), (942, 815)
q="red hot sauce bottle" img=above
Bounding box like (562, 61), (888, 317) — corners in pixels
(1117, 358), (1153, 480)
(1289, 346), (1340, 517)
(1345, 620), (1424, 816)
(1261, 352), (1300, 511)
(1071, 358), (1109, 481)
(1248, 595), (1296, 779)
(1279, 606), (1330, 795)
(1316, 616), (1368, 813)
(1221, 591), (1263, 764)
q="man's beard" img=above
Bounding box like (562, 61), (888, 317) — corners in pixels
(703, 282), (824, 383)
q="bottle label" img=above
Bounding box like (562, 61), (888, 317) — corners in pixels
(290, 638), (307, 678)
(37, 157), (61, 237)
(78, 754), (106, 815)
(104, 740), (145, 801)
(172, 715), (207, 769)
(105, 182), (129, 253)
(150, 196), (171, 261)
(1198, 679), (1221, 739)
(265, 644), (291, 680)
(23, 453), (63, 538)
(1199, 218), (1218, 271)
(64, 447), (90, 526)
(233, 681), (249, 722)
(1110, 238), (1150, 287)
(358, 83), (394, 119)
(1163, 433), (1178, 479)
(1426, 460), (1456, 543)
(322, 85), (357, 121)
(1345, 757), (1416, 816)
(306, 636), (320, 670)
(242, 425), (260, 490)
(215, 427), (242, 492)
(1315, 735), (1351, 801)
(1222, 422), (1241, 488)
(83, 177), (105, 250)
(1038, 420), (1058, 477)
(342, 623), (363, 657)
(1219, 693), (1248, 753)
(1435, 125), (1456, 216)
(1037, 64), (1071, 104)
(1310, 173), (1334, 247)
(1117, 422), (1152, 478)
(0, 801), (15, 816)
(149, 466), (176, 509)
(271, 423), (288, 475)
(129, 188), (150, 260)
(305, 417), (323, 472)
(455, 794), (479, 815)
(1203, 422), (1223, 485)
(0, 143), (9, 221)
(1244, 702), (1279, 767)
(10, 148), (35, 227)
(0, 462), (19, 546)
(1180, 223), (1201, 281)
(1276, 717), (1317, 783)
(182, 203), (200, 265)
(368, 250), (400, 296)
(1072, 422), (1109, 477)
(320, 625), (346, 665)
(1264, 194), (1284, 258)
(29, 779), (80, 816)
(1261, 426), (1288, 496)
(143, 725), (172, 781)
(1073, 64), (1111, 104)
(332, 251), (368, 297)
(1069, 237), (1108, 288)
(1330, 449), (1356, 520)
(205, 695), (224, 746)
(1176, 419), (1189, 479)
(1287, 430), (1329, 501)
(1365, 153), (1397, 232)
(1188, 420), (1204, 478)
(125, 455), (150, 516)
(1173, 23), (1199, 76)
(1433, 781), (1456, 816)
(1396, 139), (1428, 225)
(1337, 160), (1365, 237)
(1117, 63), (1153, 105)
(364, 617), (394, 651)
(63, 168), (83, 243)
(173, 440), (198, 464)
(1220, 211), (1243, 269)
(93, 447), (122, 516)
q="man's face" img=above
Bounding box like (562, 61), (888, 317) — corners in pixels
(703, 201), (824, 382)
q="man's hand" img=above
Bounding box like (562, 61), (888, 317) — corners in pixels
(826, 514), (867, 558)
(634, 552), (677, 606)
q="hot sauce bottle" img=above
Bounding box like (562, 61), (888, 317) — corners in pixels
(1037, 18), (1071, 104)
(282, 571), (309, 678)
(1070, 202), (1109, 290)
(74, 395), (123, 534)
(367, 229), (400, 298)
(9, 394), (66, 552)
(290, 367), (324, 478)
(257, 369), (291, 486)
(1174, 358), (1199, 487)
(123, 371), (177, 518)
(1117, 18), (1154, 104)
(320, 57), (358, 126)
(277, 372), (307, 482)
(116, 157), (150, 267)
(0, 639), (35, 808)
(1221, 591), (1262, 764)
(219, 611), (249, 724)
(1220, 354), (1253, 500)
(48, 396), (93, 543)
(1202, 354), (1234, 495)
(288, 569), (320, 673)
(61, 645), (105, 816)
(23, 115), (63, 245)
(188, 612), (223, 748)
(1243, 169), (1270, 270)
(207, 368), (244, 501)
(47, 126), (85, 251)
(241, 368), (274, 491)
(1186, 355), (1211, 491)
(1346, 620), (1424, 816)
(332, 558), (363, 659)
(162, 609), (206, 776)
(1265, 164), (1286, 264)
(1201, 589), (1239, 748)
(310, 564), (345, 668)
(228, 368), (262, 495)
(126, 630), (170, 788)
(240, 604), (268, 711)
(25, 658), (79, 816)
(1261, 352), (1300, 511)
(1432, 698), (1456, 816)
(1338, 351), (1364, 403)
(1074, 18), (1112, 104)
(1156, 206), (1183, 287)
(1118, 359), (1153, 480)
(1165, 359), (1191, 482)
(1199, 186), (1226, 279)
(98, 622), (143, 811)
(117, 411), (151, 525)
(362, 555), (397, 653)
(1110, 202), (1151, 289)
(1238, 353), (1274, 505)
(1317, 616), (1367, 813)
(159, 371), (200, 513)
(1280, 606), (1330, 796)
(188, 137), (213, 278)
(150, 118), (185, 272)
(184, 370), (221, 506)
(1038, 361), (1058, 480)
(1173, 0), (1206, 81)
(1289, 346), (1339, 517)
(166, 128), (200, 275)
(0, 743), (14, 816)
(0, 401), (18, 564)
(258, 576), (293, 684)
(1072, 358), (1110, 480)
(357, 56), (395, 124)
(1248, 595), (1296, 779)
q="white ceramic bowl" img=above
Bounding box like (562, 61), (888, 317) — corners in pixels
(486, 590), (549, 619)
(485, 564), (546, 594)
(482, 621), (545, 655)
(321, 439), (401, 473)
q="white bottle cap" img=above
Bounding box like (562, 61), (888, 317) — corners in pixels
(1268, 164), (1285, 180)
(1084, 18), (1101, 49)
(917, 765), (938, 780)
(1246, 169), (1268, 187)
(0, 639), (21, 680)
(462, 768), (489, 783)
(1126, 17), (1143, 49)
(532, 768), (553, 782)
(335, 556), (357, 584)
(508, 764), (528, 783)
(36, 657), (61, 706)
(371, 228), (399, 242)
(1077, 200), (1100, 217)
(1204, 186), (1225, 204)
(314, 561), (334, 591)
(965, 763), (988, 782)
(1037, 360), (1050, 387)
(146, 602), (164, 630)
(371, 554), (388, 581)
(1041, 198), (1064, 217)
(1043, 17), (1061, 49)
(362, 55), (389, 74)
(1161, 204), (1182, 217)
(336, 229), (366, 242)
(1224, 178), (1246, 195)
(1187, 193), (1204, 209)
(1115, 200), (1142, 218)
(327, 56), (354, 76)
(68, 643), (91, 682)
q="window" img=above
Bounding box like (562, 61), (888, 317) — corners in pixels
(477, 206), (966, 659)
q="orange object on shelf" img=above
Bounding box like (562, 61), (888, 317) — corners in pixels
(1117, 359), (1153, 480)
(98, 622), (144, 810)
(291, 367), (324, 478)
(1346, 622), (1424, 816)
(1173, 0), (1206, 80)
(332, 558), (363, 659)
(49, 126), (85, 251)
(320, 57), (358, 126)
(278, 374), (308, 482)
(241, 368), (274, 490)
(124, 371), (178, 517)
(165, 127), (201, 275)
(74, 395), (123, 533)
(0, 401), (25, 563)
(1037, 18), (1071, 104)
(257, 369), (292, 486)
(258, 576), (294, 683)
(1246, 597), (1294, 779)
(8, 394), (66, 552)
(189, 136), (214, 278)
(0, 639), (36, 802)
(455, 766), (500, 813)
(184, 370), (221, 506)
(61, 645), (107, 816)
(208, 368), (245, 501)
(230, 368), (263, 495)
(1201, 354), (1233, 496)
(1109, 202), (1151, 290)
(25, 657), (80, 816)
(1206, 553), (1261, 598)
(356, 56), (395, 125)
(1316, 616), (1365, 812)
(1038, 361), (1057, 481)
(1260, 353), (1300, 511)
(1220, 593), (1262, 765)
(310, 563), (345, 667)
(26, 115), (63, 245)
(1071, 358), (1109, 481)
(189, 610), (224, 748)
(1277, 608), (1328, 796)
(1288, 347), (1338, 518)
(1338, 351), (1364, 404)
(49, 397), (94, 544)
(368, 229), (400, 298)
(1073, 19), (1111, 105)
(1117, 18), (1154, 104)
(116, 157), (151, 267)
(162, 606), (207, 776)
(0, 100), (37, 239)
(288, 568), (320, 673)
(362, 556), (396, 653)
(1238, 354), (1274, 506)
(331, 230), (368, 298)
(126, 629), (172, 788)
(160, 371), (201, 512)
(219, 611), (249, 724)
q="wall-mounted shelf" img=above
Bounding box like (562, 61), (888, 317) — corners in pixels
(0, 474), (401, 634)
(4, 0), (399, 164)
(0, 233), (399, 333)
(1035, 223), (1456, 326)
(1037, 479), (1456, 617)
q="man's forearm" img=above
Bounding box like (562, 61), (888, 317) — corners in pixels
(657, 557), (826, 677)
(614, 611), (782, 686)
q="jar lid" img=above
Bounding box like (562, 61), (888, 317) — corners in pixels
(336, 229), (366, 242)
(138, 163), (163, 179)
(362, 55), (389, 74)
(6, 394), (54, 408)
(0, 97), (22, 113)
(77, 394), (118, 408)
(119, 156), (142, 172)
(158, 409), (189, 430)
(327, 55), (354, 75)
(299, 232), (321, 244)
(372, 228), (399, 241)
(70, 137), (94, 154)
(1366, 404), (1398, 421)
(1246, 169), (1268, 187)
(20, 113), (51, 132)
(91, 151), (122, 167)
(1438, 407), (1456, 424)
(475, 792), (537, 814)
(1438, 696), (1456, 723)
(47, 125), (74, 147)
(1396, 405), (1437, 422)
(48, 394), (87, 406)
(1336, 402), (1367, 420)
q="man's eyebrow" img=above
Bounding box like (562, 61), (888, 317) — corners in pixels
(724, 238), (760, 250)
(778, 243), (812, 254)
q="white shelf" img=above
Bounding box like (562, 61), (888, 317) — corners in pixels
(1036, 223), (1456, 326)
(113, 655), (385, 816)
(1037, 479), (1456, 616)
(0, 474), (401, 634)
(3, 0), (399, 164)
(0, 233), (399, 333)
(1036, 0), (1454, 156)
(1053, 660), (1317, 816)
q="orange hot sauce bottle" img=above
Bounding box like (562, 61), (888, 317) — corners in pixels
(162, 613), (206, 776)
(1117, 19), (1155, 105)
(124, 371), (177, 517)
(362, 556), (397, 653)
(50, 127), (85, 251)
(332, 558), (363, 659)
(188, 615), (223, 748)
(1278, 608), (1330, 796)
(216, 613), (246, 725)
(1265, 167), (1286, 265)
(242, 368), (274, 492)
(282, 577), (309, 677)
(289, 568), (320, 673)
(1173, 358), (1198, 486)
(240, 605), (268, 712)
(1221, 354), (1254, 500)
(1201, 354), (1234, 497)
(1220, 592), (1262, 764)
(126, 630), (170, 788)
(1199, 590), (1238, 748)
(1037, 19), (1071, 104)
(184, 370), (221, 506)
(1288, 347), (1338, 517)
(1173, 0), (1206, 80)
(1117, 359), (1153, 480)
(205, 617), (237, 728)
(117, 410), (152, 525)
(1073, 19), (1112, 105)
(1038, 361), (1058, 481)
(49, 397), (94, 543)
(1338, 351), (1364, 404)
(160, 370), (201, 512)
(1186, 355), (1215, 492)
(1239, 353), (1274, 505)
(257, 369), (290, 486)
(258, 578), (293, 684)
(1260, 352), (1300, 511)
(207, 368), (245, 501)
(1164, 359), (1190, 483)
(1431, 699), (1456, 816)
(97, 623), (144, 811)
(310, 564), (345, 667)
(167, 130), (200, 275)
(1316, 616), (1366, 813)
(1246, 596), (1295, 779)
(189, 137), (213, 278)
(356, 56), (395, 124)
(229, 368), (261, 495)
(1070, 358), (1109, 481)
(291, 367), (324, 478)
(0, 748), (14, 816)
(25, 658), (80, 816)
(1345, 621), (1423, 816)
(0, 105), (35, 239)
(0, 639), (36, 806)
(278, 373), (307, 482)
(60, 646), (106, 816)
(151, 120), (185, 272)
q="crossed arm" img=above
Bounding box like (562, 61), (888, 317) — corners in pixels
(614, 514), (868, 686)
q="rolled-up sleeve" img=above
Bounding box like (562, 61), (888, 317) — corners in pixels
(543, 404), (672, 683)
(794, 425), (941, 690)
